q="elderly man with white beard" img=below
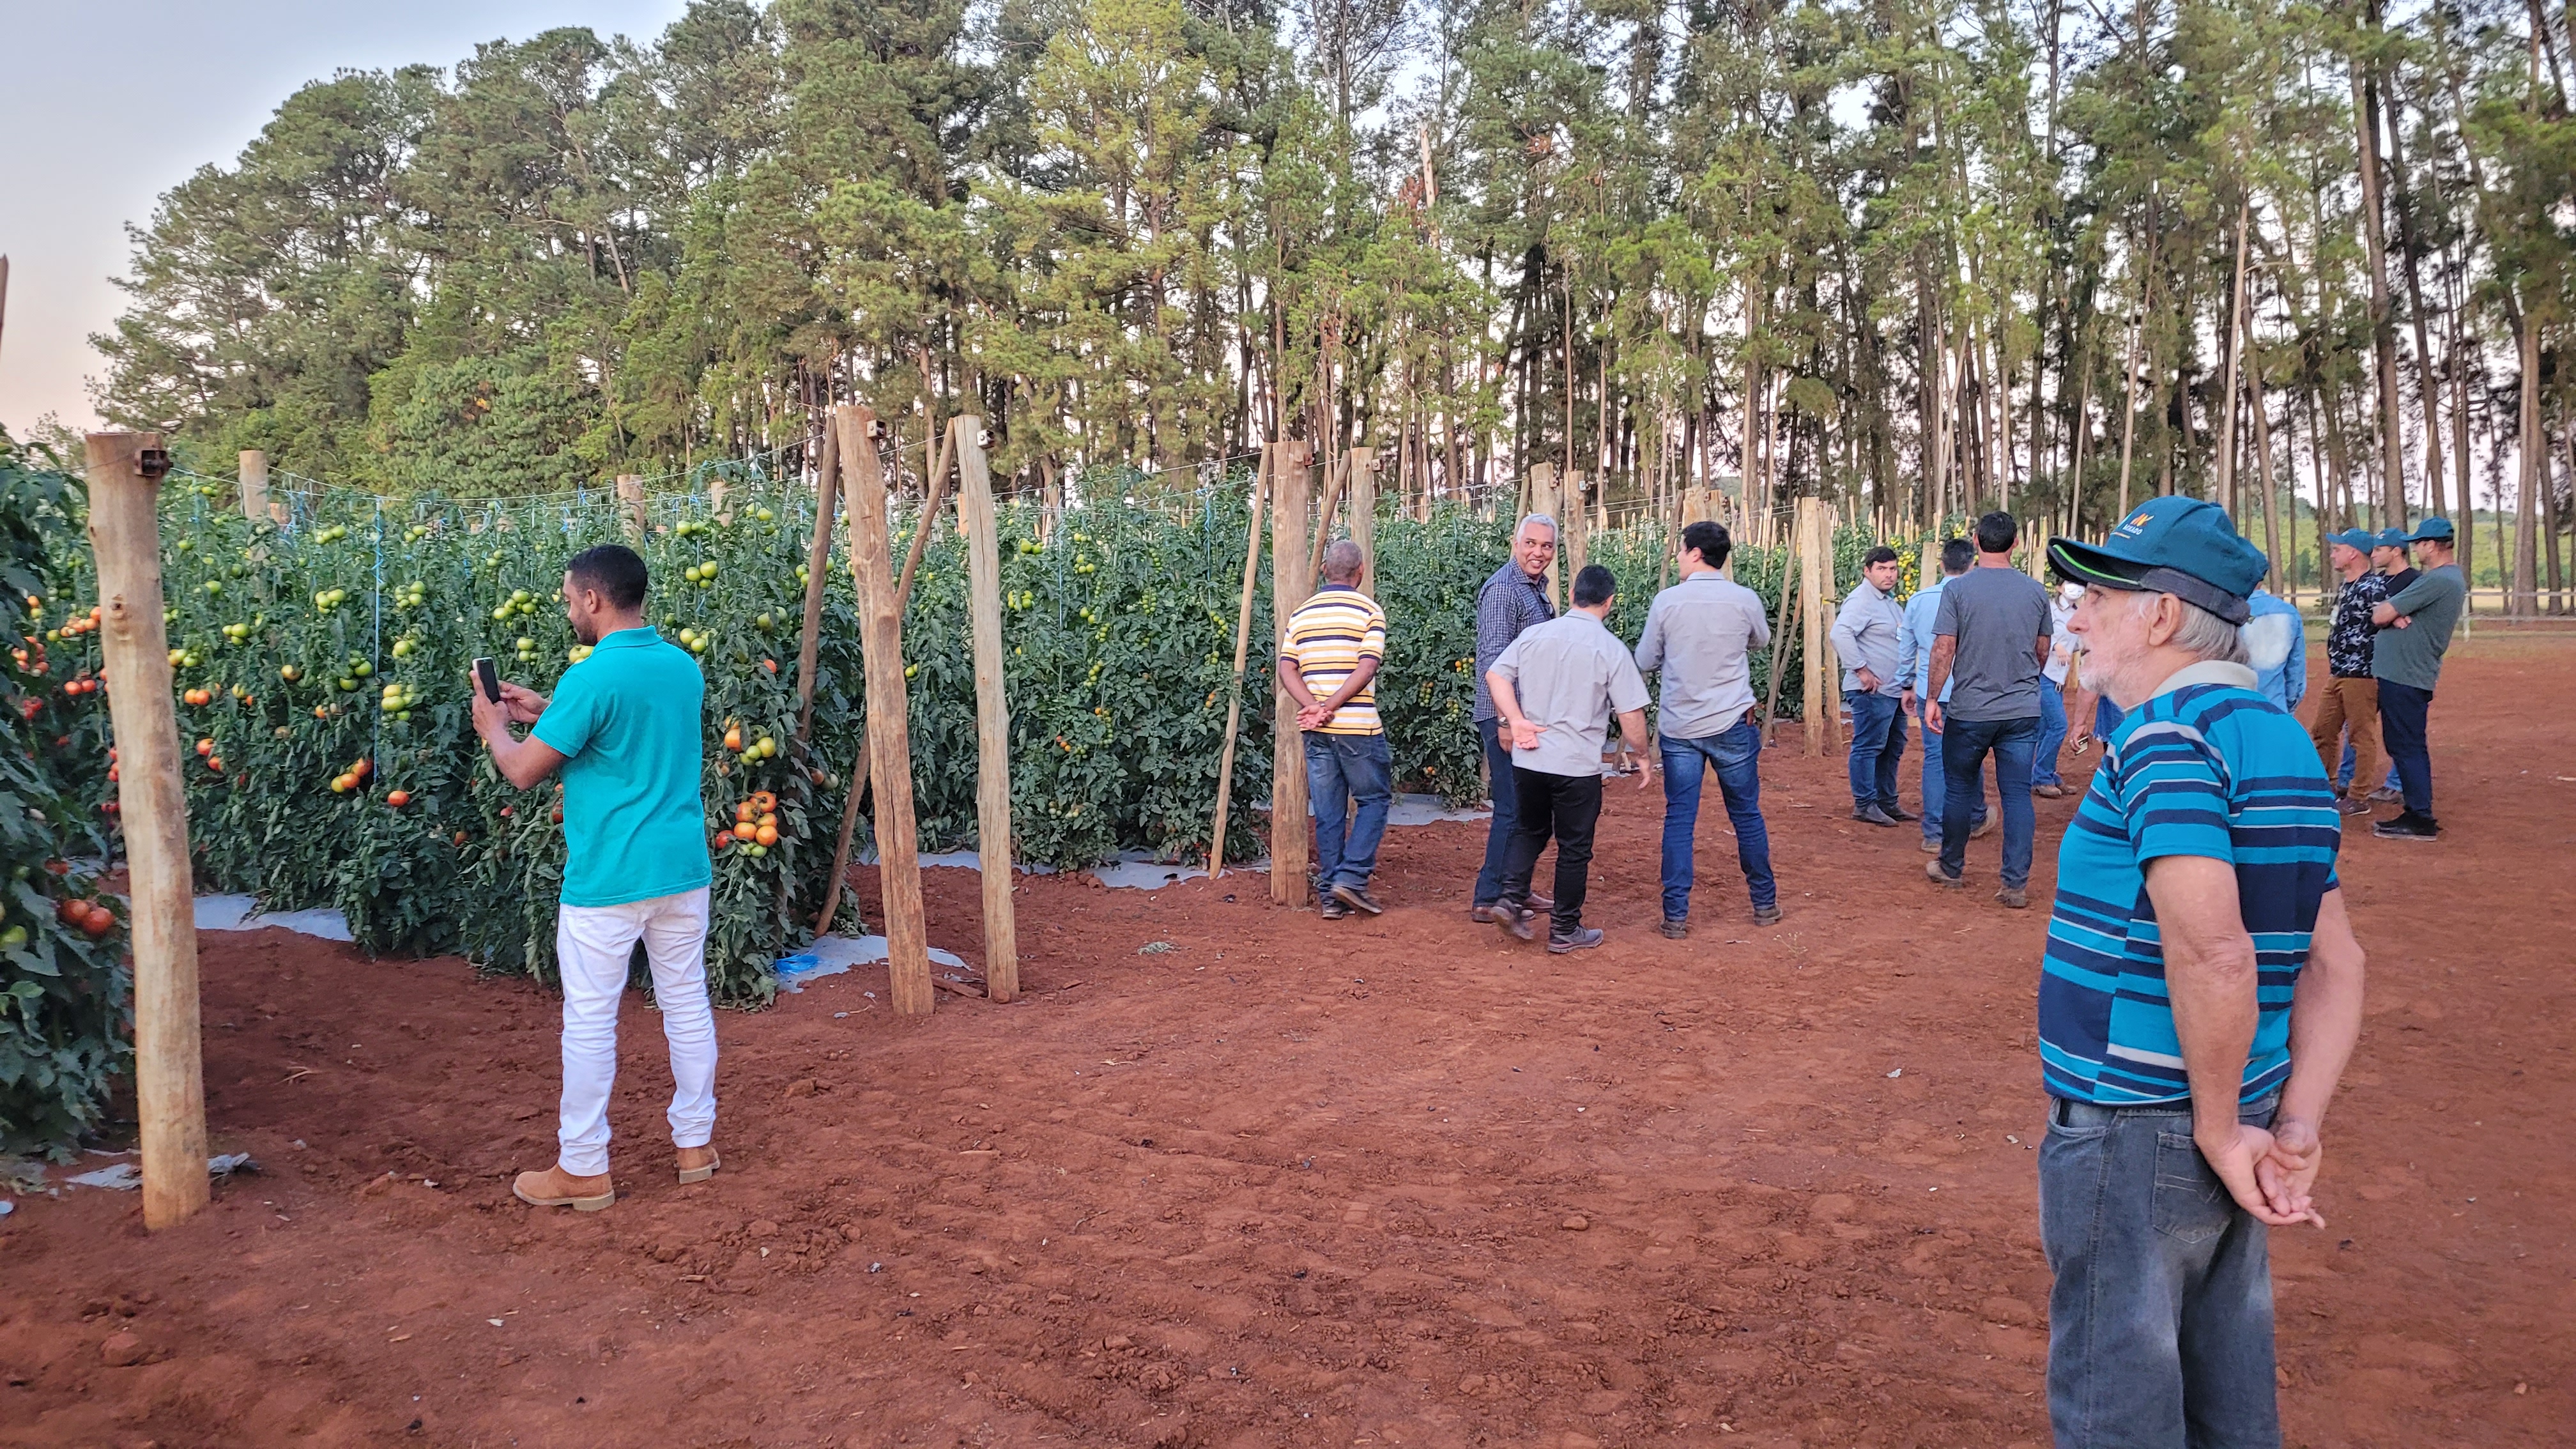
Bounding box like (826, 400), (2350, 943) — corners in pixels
(2032, 496), (2366, 1449)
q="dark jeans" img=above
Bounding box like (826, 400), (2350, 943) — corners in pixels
(1304, 731), (1392, 901)
(1660, 720), (1777, 918)
(2041, 1095), (2283, 1449)
(1919, 703), (1988, 845)
(2034, 682), (2069, 788)
(1496, 767), (1602, 936)
(1472, 717), (1527, 906)
(1844, 689), (1908, 810)
(2375, 678), (2435, 816)
(1940, 714), (2038, 889)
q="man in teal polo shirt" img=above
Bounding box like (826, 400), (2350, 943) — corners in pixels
(2037, 497), (2367, 1446)
(472, 543), (717, 1211)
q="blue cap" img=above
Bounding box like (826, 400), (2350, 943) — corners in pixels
(2408, 516), (2455, 543)
(2048, 496), (2269, 625)
(2374, 527), (2412, 550)
(2327, 528), (2378, 552)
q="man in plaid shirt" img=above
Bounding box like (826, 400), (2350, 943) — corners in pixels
(1469, 514), (1560, 921)
(2306, 528), (2387, 816)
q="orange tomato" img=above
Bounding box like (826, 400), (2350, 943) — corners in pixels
(754, 824), (779, 847)
(756, 812), (777, 830)
(749, 791), (777, 813)
(734, 801), (755, 823)
(732, 822), (758, 842)
(331, 774), (355, 793)
(206, 756), (224, 772)
(387, 790), (411, 808)
(195, 738), (214, 756)
(723, 728), (743, 751)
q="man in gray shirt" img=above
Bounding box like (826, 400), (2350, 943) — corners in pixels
(1634, 520), (1779, 933)
(2368, 517), (2468, 840)
(1832, 544), (1910, 826)
(1925, 510), (2053, 907)
(1469, 515), (1560, 920)
(1485, 564), (1652, 953)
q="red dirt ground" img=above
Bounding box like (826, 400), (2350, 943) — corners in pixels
(4, 635), (2570, 1449)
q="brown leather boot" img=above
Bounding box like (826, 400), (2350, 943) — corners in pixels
(677, 1146), (721, 1184)
(512, 1163), (615, 1211)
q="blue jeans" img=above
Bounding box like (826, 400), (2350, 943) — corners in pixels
(2041, 1095), (2282, 1449)
(1659, 719), (1777, 917)
(1939, 714), (2038, 889)
(2333, 739), (2400, 796)
(2375, 679), (2434, 816)
(2034, 683), (2069, 788)
(1472, 717), (1523, 906)
(1918, 702), (1988, 844)
(1305, 732), (1392, 901)
(1844, 689), (1908, 810)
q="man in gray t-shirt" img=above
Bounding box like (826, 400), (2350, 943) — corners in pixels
(1485, 564), (1652, 953)
(1924, 511), (2055, 905)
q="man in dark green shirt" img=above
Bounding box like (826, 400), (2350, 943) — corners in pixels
(473, 544), (719, 1210)
(2368, 519), (2467, 840)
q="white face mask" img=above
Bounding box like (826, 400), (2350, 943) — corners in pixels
(2060, 583), (2085, 604)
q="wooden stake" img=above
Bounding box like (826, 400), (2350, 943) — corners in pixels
(1208, 447), (1271, 878)
(895, 423), (957, 610)
(1269, 441), (1314, 907)
(1761, 536), (1800, 735)
(792, 420), (841, 742)
(1308, 450), (1347, 583)
(1347, 447), (1377, 594)
(836, 406), (933, 1016)
(952, 417), (1018, 1003)
(617, 474), (647, 541)
(86, 432), (206, 1230)
(1529, 464), (1560, 608)
(238, 450), (269, 524)
(1800, 498), (1828, 756)
(1564, 469), (1588, 576)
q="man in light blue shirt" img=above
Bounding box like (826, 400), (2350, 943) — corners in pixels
(473, 544), (719, 1213)
(1896, 538), (1988, 852)
(2240, 586), (2308, 713)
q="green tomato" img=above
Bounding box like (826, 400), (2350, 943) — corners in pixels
(0, 925), (24, 950)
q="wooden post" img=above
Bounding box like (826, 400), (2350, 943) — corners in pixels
(1347, 447), (1377, 594)
(1209, 447), (1270, 877)
(953, 417), (1018, 1003)
(792, 420), (841, 742)
(86, 432), (206, 1230)
(1800, 498), (1828, 756)
(1308, 451), (1348, 582)
(835, 406), (933, 1016)
(895, 424), (958, 609)
(617, 474), (646, 541)
(238, 450), (269, 524)
(1269, 440), (1314, 907)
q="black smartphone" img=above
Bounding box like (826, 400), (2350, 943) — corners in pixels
(473, 657), (502, 704)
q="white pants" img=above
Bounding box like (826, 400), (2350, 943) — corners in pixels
(555, 886), (717, 1177)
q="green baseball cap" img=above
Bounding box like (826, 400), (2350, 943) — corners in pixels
(2048, 496), (2268, 625)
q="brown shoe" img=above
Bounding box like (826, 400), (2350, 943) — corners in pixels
(513, 1164), (615, 1211)
(677, 1146), (721, 1184)
(1524, 891), (1555, 914)
(1970, 815), (1997, 839)
(2033, 783), (2068, 800)
(1659, 917), (1689, 939)
(1995, 886), (2029, 910)
(1925, 859), (1964, 890)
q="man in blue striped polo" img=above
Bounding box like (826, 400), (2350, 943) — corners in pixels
(2037, 496), (2368, 1448)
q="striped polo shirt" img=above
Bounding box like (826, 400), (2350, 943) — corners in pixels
(2039, 660), (2341, 1106)
(1281, 584), (1388, 736)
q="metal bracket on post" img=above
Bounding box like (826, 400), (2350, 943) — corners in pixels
(135, 449), (172, 481)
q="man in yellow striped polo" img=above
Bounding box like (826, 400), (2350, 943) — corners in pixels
(1279, 539), (1392, 917)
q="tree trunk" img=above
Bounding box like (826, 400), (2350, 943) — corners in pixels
(2352, 39), (2412, 524)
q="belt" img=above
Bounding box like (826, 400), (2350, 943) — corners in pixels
(2051, 1092), (2280, 1129)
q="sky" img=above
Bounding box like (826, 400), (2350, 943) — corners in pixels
(0, 0), (693, 440)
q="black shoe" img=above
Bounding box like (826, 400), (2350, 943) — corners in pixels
(1330, 882), (1384, 916)
(1752, 904), (1782, 926)
(2372, 811), (2440, 840)
(1659, 917), (1689, 940)
(1547, 926), (1605, 954)
(1319, 898), (1350, 920)
(1492, 901), (1537, 942)
(1852, 804), (1899, 827)
(1880, 803), (1917, 822)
